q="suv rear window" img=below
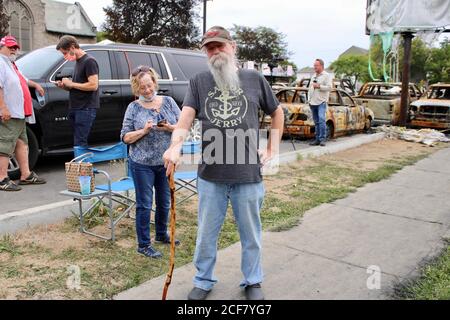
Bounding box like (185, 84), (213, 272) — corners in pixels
(88, 51), (112, 80)
(124, 51), (170, 80)
(51, 50), (113, 81)
(172, 53), (208, 79)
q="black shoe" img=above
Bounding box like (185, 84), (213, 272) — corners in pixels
(18, 171), (46, 185)
(187, 287), (211, 300)
(309, 140), (320, 146)
(0, 177), (21, 191)
(320, 141), (326, 147)
(155, 234), (180, 246)
(245, 283), (265, 300)
(137, 245), (162, 259)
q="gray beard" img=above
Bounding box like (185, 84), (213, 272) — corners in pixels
(9, 54), (17, 62)
(208, 52), (240, 92)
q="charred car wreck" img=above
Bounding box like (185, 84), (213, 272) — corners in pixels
(354, 82), (422, 126)
(410, 84), (450, 131)
(262, 87), (374, 140)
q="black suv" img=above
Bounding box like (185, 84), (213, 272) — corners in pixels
(9, 42), (209, 178)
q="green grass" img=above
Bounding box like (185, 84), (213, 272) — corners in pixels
(0, 235), (22, 256)
(394, 241), (450, 300)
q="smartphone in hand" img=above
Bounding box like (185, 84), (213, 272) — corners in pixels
(157, 119), (167, 127)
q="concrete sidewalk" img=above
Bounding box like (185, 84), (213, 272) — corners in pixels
(115, 147), (450, 300)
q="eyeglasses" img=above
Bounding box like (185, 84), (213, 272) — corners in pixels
(131, 65), (151, 77)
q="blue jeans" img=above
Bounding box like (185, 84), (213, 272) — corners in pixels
(310, 102), (327, 142)
(68, 108), (97, 147)
(129, 160), (170, 248)
(193, 177), (265, 290)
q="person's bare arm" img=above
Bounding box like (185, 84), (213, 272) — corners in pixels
(261, 106), (284, 164)
(62, 74), (99, 92)
(163, 106), (196, 176)
(123, 120), (154, 144)
(0, 88), (11, 122)
(27, 80), (45, 96)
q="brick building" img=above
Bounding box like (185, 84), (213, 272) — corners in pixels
(2, 0), (97, 52)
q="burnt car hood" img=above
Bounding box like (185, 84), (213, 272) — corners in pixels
(411, 99), (450, 108)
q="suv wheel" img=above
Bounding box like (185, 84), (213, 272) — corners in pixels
(8, 127), (40, 180)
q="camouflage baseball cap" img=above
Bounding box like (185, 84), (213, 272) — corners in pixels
(201, 26), (233, 48)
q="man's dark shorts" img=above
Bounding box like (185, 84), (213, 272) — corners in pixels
(0, 118), (27, 157)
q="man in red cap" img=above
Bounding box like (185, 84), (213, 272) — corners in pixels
(0, 35), (46, 191)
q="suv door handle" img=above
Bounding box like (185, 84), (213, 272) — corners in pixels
(102, 90), (118, 95)
(158, 89), (170, 94)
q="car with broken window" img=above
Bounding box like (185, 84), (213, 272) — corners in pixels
(298, 78), (356, 96)
(409, 84), (450, 130)
(354, 82), (422, 126)
(261, 87), (374, 140)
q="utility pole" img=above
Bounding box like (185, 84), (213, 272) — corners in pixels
(398, 32), (414, 127)
(203, 0), (208, 34)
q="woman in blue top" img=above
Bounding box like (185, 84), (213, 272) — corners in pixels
(121, 66), (181, 259)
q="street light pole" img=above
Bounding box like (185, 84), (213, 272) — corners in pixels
(203, 0), (208, 34)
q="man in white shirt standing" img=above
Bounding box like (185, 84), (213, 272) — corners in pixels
(308, 59), (332, 147)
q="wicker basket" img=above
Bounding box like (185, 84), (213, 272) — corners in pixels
(65, 153), (95, 193)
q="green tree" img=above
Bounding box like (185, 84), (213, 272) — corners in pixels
(370, 36), (431, 83)
(230, 25), (290, 63)
(103, 0), (201, 49)
(334, 37), (433, 85)
(426, 39), (450, 84)
(396, 38), (431, 83)
(96, 31), (109, 43)
(330, 55), (372, 85)
(0, 0), (9, 37)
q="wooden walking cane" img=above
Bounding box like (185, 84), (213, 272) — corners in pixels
(162, 170), (176, 300)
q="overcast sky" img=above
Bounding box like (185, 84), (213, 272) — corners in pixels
(59, 0), (370, 69)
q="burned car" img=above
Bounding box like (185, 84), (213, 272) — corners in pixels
(354, 82), (422, 126)
(261, 87), (374, 140)
(298, 78), (356, 96)
(410, 84), (450, 130)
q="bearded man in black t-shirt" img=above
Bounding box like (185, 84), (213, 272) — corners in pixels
(55, 35), (99, 148)
(164, 26), (284, 301)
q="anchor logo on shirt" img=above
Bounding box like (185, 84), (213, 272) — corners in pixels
(206, 87), (248, 128)
(211, 89), (241, 120)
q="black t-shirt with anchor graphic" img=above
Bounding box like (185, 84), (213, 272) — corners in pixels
(183, 69), (279, 184)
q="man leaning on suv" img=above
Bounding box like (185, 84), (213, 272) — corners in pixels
(55, 35), (100, 148)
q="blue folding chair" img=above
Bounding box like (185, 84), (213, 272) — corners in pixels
(173, 141), (201, 206)
(60, 142), (135, 241)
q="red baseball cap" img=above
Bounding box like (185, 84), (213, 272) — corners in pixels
(0, 35), (20, 49)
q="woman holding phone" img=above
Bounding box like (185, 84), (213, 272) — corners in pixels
(120, 65), (180, 258)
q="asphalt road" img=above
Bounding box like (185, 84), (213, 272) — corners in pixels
(0, 136), (351, 214)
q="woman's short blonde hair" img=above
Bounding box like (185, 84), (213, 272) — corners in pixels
(130, 66), (160, 96)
